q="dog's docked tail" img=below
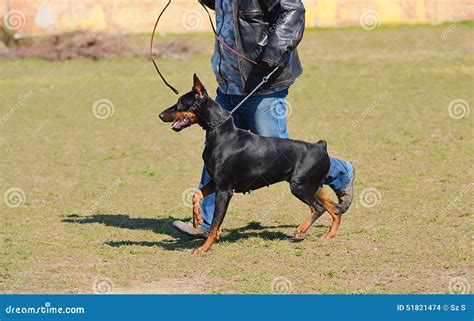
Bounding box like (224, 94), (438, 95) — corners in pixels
(316, 139), (327, 151)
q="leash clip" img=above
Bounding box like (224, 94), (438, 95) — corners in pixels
(263, 67), (279, 83)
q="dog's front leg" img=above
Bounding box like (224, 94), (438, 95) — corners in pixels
(193, 189), (233, 254)
(192, 180), (216, 228)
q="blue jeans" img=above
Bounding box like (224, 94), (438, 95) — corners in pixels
(198, 89), (353, 231)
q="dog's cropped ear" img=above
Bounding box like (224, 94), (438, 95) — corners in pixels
(193, 74), (207, 97)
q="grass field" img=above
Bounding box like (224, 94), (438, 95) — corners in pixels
(1, 24), (473, 294)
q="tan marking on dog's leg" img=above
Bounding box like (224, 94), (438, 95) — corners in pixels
(192, 228), (219, 254)
(316, 189), (342, 239)
(293, 206), (319, 239)
(321, 211), (341, 239)
(315, 189), (340, 215)
(192, 183), (216, 228)
(293, 201), (327, 239)
(192, 190), (204, 228)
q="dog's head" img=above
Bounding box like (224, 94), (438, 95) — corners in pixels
(159, 74), (208, 132)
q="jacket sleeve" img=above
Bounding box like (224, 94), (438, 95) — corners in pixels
(260, 0), (305, 66)
(199, 0), (215, 10)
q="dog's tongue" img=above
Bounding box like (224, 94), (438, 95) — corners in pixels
(171, 121), (180, 129)
(171, 117), (189, 129)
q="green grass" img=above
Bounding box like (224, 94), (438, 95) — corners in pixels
(138, 165), (163, 179)
(1, 25), (473, 294)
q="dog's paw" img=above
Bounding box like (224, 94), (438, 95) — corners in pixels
(192, 246), (208, 255)
(293, 230), (306, 240)
(320, 231), (336, 240)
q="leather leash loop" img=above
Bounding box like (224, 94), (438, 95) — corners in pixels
(150, 0), (179, 94)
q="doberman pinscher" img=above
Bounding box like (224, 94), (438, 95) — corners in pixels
(159, 75), (342, 254)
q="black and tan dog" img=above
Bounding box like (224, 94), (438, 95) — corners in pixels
(160, 75), (342, 254)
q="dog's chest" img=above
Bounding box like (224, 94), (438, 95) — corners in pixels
(202, 144), (220, 172)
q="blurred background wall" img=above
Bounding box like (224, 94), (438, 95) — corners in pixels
(1, 0), (473, 35)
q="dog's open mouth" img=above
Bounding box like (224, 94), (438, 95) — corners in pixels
(171, 116), (191, 131)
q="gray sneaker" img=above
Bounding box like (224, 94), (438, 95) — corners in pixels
(336, 163), (355, 214)
(172, 221), (209, 239)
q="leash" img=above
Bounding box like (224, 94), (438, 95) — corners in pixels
(227, 67), (279, 115)
(208, 66), (279, 130)
(150, 0), (179, 94)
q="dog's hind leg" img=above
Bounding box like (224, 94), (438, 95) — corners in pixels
(291, 184), (326, 240)
(316, 189), (342, 239)
(293, 204), (326, 239)
(192, 180), (216, 228)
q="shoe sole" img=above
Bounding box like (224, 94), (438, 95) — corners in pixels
(172, 221), (209, 239)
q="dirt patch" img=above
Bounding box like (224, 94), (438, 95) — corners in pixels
(0, 31), (198, 61)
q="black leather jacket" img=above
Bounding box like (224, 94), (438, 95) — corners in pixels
(200, 0), (305, 94)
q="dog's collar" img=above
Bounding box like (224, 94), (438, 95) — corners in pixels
(207, 118), (229, 131)
(206, 118), (230, 132)
(204, 116), (235, 133)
